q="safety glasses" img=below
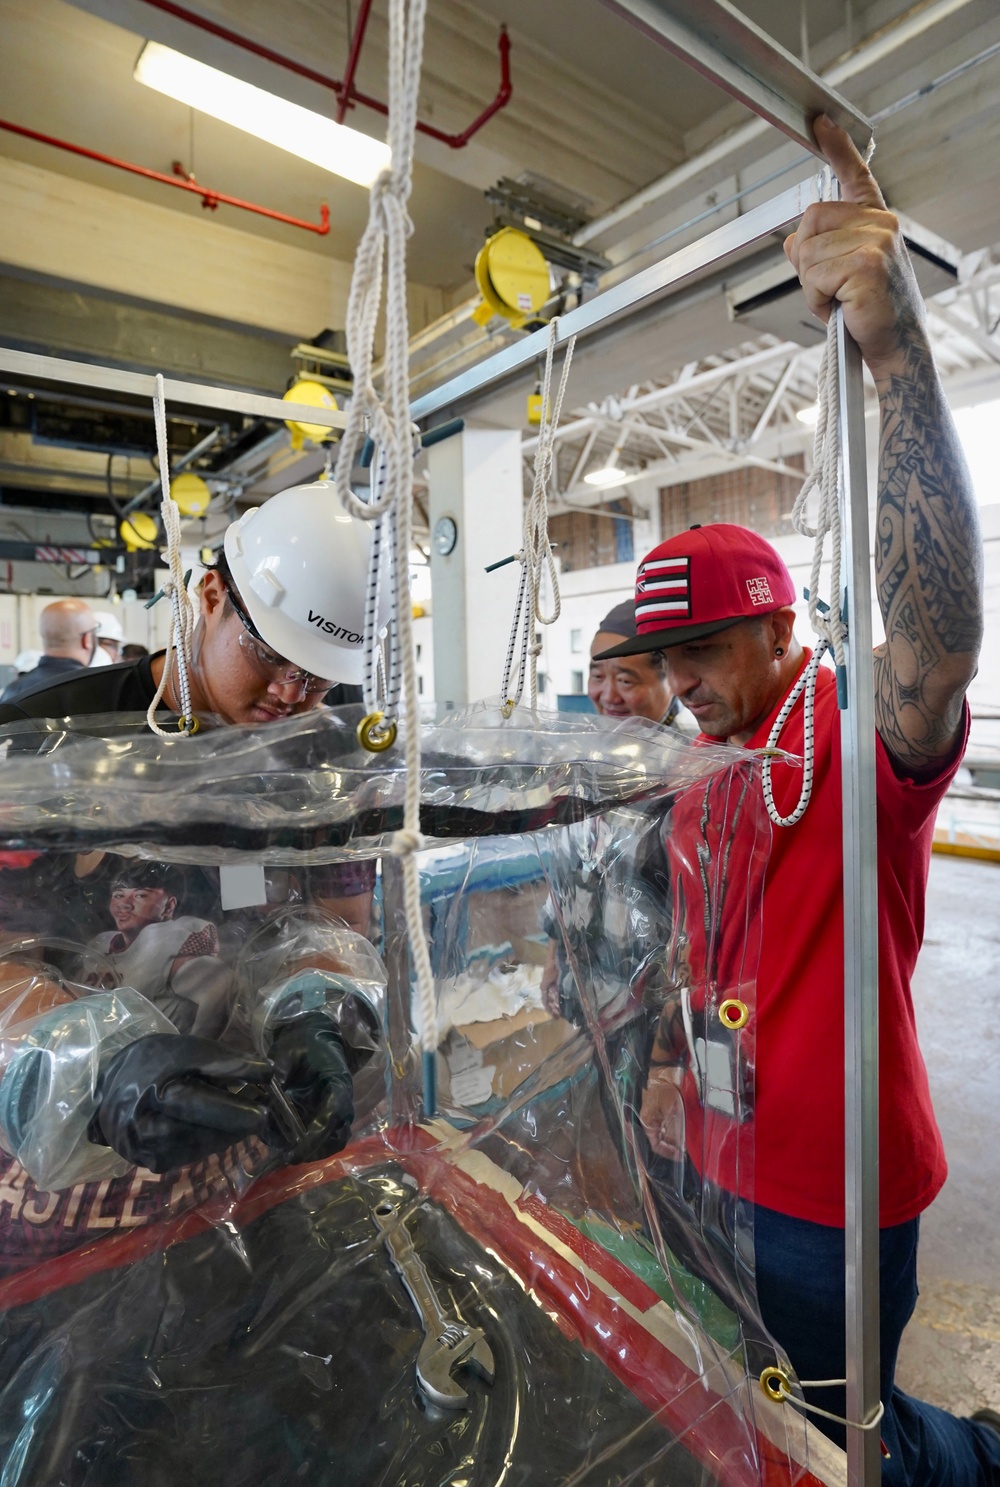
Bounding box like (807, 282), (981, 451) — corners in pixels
(217, 568), (334, 695)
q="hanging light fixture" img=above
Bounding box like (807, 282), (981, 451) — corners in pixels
(134, 41), (391, 188)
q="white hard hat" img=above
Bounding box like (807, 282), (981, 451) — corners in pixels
(94, 612), (125, 643)
(223, 481), (390, 685)
(14, 649), (41, 674)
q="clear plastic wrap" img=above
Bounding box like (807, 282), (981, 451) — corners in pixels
(0, 972), (176, 1189)
(0, 704), (842, 1487)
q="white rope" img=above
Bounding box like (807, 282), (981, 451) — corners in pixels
(774, 1375), (885, 1433)
(765, 166), (852, 828)
(146, 374), (197, 737)
(789, 314), (848, 677)
(500, 317), (576, 713)
(332, 0), (437, 1086)
(761, 640), (828, 827)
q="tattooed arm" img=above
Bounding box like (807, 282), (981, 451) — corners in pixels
(868, 325), (982, 772)
(786, 116), (983, 775)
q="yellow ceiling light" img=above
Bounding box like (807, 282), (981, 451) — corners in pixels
(473, 227), (551, 329)
(133, 41), (391, 188)
(170, 472), (212, 519)
(120, 511), (159, 552)
(283, 379), (342, 448)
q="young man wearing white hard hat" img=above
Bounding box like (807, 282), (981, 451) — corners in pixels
(0, 482), (387, 1197)
(0, 483), (386, 729)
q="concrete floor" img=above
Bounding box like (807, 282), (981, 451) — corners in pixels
(895, 853), (1000, 1415)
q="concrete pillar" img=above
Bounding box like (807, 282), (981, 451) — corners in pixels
(427, 427), (523, 709)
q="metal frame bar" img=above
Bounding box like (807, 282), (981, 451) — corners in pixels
(411, 179), (824, 423)
(837, 310), (882, 1484)
(0, 348), (348, 432)
(599, 0), (872, 157)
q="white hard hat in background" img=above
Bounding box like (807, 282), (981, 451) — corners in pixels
(93, 612), (125, 643)
(223, 481), (390, 685)
(14, 650), (41, 674)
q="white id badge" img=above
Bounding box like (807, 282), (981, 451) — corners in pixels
(694, 1037), (738, 1117)
(219, 863), (268, 911)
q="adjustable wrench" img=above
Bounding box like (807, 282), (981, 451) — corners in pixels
(373, 1195), (495, 1408)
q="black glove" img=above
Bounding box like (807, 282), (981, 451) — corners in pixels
(89, 1034), (273, 1175)
(266, 1011), (355, 1164)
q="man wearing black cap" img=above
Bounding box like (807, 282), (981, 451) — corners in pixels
(587, 599), (692, 730)
(595, 116), (995, 1483)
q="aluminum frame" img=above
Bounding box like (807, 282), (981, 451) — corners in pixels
(600, 0), (872, 158)
(0, 348), (348, 432)
(837, 310), (883, 1484)
(411, 177), (825, 424)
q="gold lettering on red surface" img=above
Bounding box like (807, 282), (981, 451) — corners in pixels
(85, 1179), (120, 1229)
(119, 1167), (164, 1227)
(22, 1186), (60, 1225)
(0, 1165), (28, 1222)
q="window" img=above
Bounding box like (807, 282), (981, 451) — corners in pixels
(571, 670), (584, 694)
(570, 628), (582, 653)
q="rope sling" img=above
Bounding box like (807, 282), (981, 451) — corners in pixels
(500, 317), (576, 714)
(332, 0), (437, 1110)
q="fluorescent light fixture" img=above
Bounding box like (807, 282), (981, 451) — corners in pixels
(134, 41), (391, 188)
(583, 466), (631, 488)
(796, 402), (820, 426)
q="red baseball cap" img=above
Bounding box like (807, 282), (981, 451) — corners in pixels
(594, 523), (795, 658)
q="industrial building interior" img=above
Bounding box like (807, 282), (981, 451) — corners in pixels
(0, 0), (998, 1481)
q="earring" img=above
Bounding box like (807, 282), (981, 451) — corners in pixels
(774, 646), (784, 657)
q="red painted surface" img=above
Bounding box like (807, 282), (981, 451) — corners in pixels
(0, 1129), (831, 1487)
(0, 119), (330, 235)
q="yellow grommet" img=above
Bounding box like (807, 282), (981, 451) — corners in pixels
(357, 710), (397, 752)
(718, 998), (749, 1031)
(760, 1366), (790, 1403)
(176, 715), (200, 735)
(500, 699), (516, 719)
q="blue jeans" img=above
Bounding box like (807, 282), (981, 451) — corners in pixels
(753, 1206), (1000, 1486)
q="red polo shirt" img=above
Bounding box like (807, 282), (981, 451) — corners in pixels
(679, 653), (963, 1228)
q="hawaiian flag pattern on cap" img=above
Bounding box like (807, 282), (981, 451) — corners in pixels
(635, 553), (691, 626)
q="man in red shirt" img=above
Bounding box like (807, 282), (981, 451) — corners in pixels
(595, 117), (996, 1485)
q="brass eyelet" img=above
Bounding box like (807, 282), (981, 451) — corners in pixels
(760, 1366), (790, 1403)
(357, 710), (397, 752)
(718, 998), (749, 1031)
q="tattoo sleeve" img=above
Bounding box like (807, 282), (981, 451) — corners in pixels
(871, 300), (984, 775)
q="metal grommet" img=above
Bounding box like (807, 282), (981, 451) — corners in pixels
(176, 715), (200, 735)
(760, 1366), (790, 1404)
(357, 710), (397, 753)
(500, 699), (516, 719)
(718, 998), (749, 1031)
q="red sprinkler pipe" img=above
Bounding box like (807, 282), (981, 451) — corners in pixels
(136, 0), (512, 148)
(0, 119), (330, 235)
